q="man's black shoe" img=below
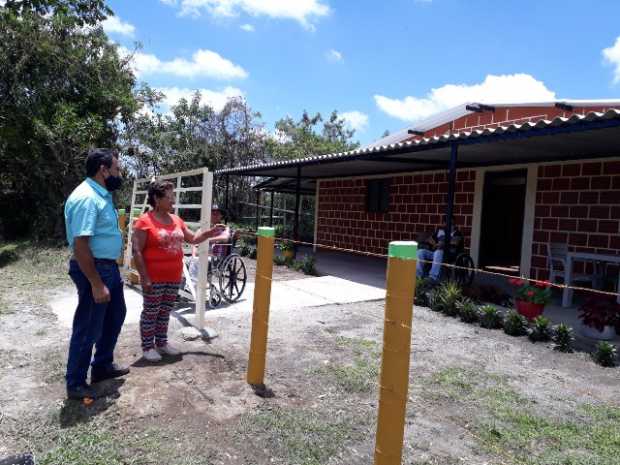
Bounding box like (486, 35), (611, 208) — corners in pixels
(91, 363), (130, 384)
(67, 384), (97, 400)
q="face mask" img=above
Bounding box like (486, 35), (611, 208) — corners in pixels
(104, 173), (123, 191)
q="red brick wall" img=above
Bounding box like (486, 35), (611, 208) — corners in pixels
(530, 160), (620, 280)
(316, 171), (476, 256)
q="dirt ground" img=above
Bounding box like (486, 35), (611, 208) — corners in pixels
(0, 244), (619, 465)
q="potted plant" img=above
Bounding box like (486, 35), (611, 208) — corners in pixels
(278, 239), (295, 261)
(508, 278), (552, 320)
(578, 296), (619, 340)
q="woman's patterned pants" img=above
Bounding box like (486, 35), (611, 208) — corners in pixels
(140, 282), (180, 351)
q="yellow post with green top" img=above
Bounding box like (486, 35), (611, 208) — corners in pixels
(247, 227), (275, 386)
(374, 241), (418, 465)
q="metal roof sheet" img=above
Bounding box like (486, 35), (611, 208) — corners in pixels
(216, 109), (620, 179)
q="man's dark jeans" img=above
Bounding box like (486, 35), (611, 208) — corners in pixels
(66, 259), (127, 390)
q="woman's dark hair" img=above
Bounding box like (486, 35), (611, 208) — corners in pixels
(86, 148), (118, 177)
(147, 180), (175, 208)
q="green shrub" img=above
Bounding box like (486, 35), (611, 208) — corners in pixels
(438, 281), (463, 317)
(479, 305), (503, 329)
(528, 315), (552, 342)
(503, 310), (528, 337)
(0, 243), (19, 267)
(414, 277), (434, 307)
(428, 289), (444, 313)
(237, 239), (251, 257)
(552, 323), (575, 353)
(286, 255), (317, 275)
(457, 298), (479, 323)
(248, 246), (257, 260)
(273, 255), (287, 266)
(592, 342), (617, 367)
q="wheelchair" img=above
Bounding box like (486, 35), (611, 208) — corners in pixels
(419, 248), (476, 287)
(181, 230), (248, 308)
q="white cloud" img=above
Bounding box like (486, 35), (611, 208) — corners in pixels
(326, 49), (343, 62)
(160, 0), (177, 5)
(374, 73), (556, 122)
(158, 86), (245, 112)
(102, 16), (136, 37)
(161, 0), (329, 30)
(118, 47), (248, 80)
(603, 36), (620, 84)
(240, 23), (255, 32)
(341, 111), (368, 132)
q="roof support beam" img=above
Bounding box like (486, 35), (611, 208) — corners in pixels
(466, 103), (495, 113)
(444, 143), (459, 252)
(294, 166), (301, 241)
(269, 191), (275, 227)
(555, 102), (574, 112)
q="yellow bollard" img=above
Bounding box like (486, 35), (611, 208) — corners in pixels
(247, 227), (275, 386)
(374, 241), (418, 465)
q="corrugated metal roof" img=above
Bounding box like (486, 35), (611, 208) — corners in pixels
(364, 99), (620, 149)
(216, 108), (620, 177)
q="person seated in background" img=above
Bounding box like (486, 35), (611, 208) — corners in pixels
(416, 215), (464, 282)
(187, 205), (231, 282)
(209, 205), (231, 260)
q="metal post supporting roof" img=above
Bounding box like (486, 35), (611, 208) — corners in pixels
(269, 191), (274, 227)
(225, 175), (230, 212)
(445, 143), (458, 253)
(294, 166), (301, 241)
(255, 190), (260, 230)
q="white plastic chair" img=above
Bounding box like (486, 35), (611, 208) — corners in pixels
(546, 242), (599, 287)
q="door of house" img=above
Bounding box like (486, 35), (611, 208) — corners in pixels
(479, 169), (527, 273)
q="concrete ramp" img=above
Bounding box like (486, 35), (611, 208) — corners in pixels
(50, 276), (385, 328)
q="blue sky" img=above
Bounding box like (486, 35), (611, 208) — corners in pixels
(104, 0), (620, 145)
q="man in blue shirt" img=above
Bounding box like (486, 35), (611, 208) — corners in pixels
(64, 148), (129, 400)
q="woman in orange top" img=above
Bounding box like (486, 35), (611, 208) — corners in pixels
(132, 180), (225, 362)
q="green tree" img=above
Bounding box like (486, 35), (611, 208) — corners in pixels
(121, 91), (268, 221)
(267, 110), (359, 161)
(0, 0), (137, 239)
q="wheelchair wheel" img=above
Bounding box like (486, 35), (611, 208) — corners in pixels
(454, 254), (475, 287)
(208, 285), (222, 308)
(218, 254), (247, 303)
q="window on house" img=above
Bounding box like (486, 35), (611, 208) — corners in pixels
(366, 179), (391, 213)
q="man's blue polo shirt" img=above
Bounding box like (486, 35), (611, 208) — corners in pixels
(64, 178), (122, 260)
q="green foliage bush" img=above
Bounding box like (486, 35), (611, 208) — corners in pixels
(457, 298), (479, 323)
(592, 342), (617, 367)
(0, 1), (136, 239)
(297, 254), (317, 275)
(428, 289), (444, 313)
(479, 305), (503, 329)
(503, 310), (529, 337)
(528, 316), (552, 342)
(438, 281), (463, 317)
(552, 323), (575, 353)
(414, 277), (434, 307)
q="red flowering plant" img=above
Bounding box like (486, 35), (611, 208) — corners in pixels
(508, 278), (552, 305)
(578, 297), (620, 332)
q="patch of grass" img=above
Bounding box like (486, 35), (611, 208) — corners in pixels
(425, 367), (620, 465)
(238, 406), (362, 465)
(312, 337), (381, 393)
(0, 241), (71, 311)
(38, 424), (128, 465)
(11, 406), (215, 465)
(0, 242), (20, 267)
(42, 351), (65, 384)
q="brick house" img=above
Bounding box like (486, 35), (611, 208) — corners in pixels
(217, 100), (620, 284)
